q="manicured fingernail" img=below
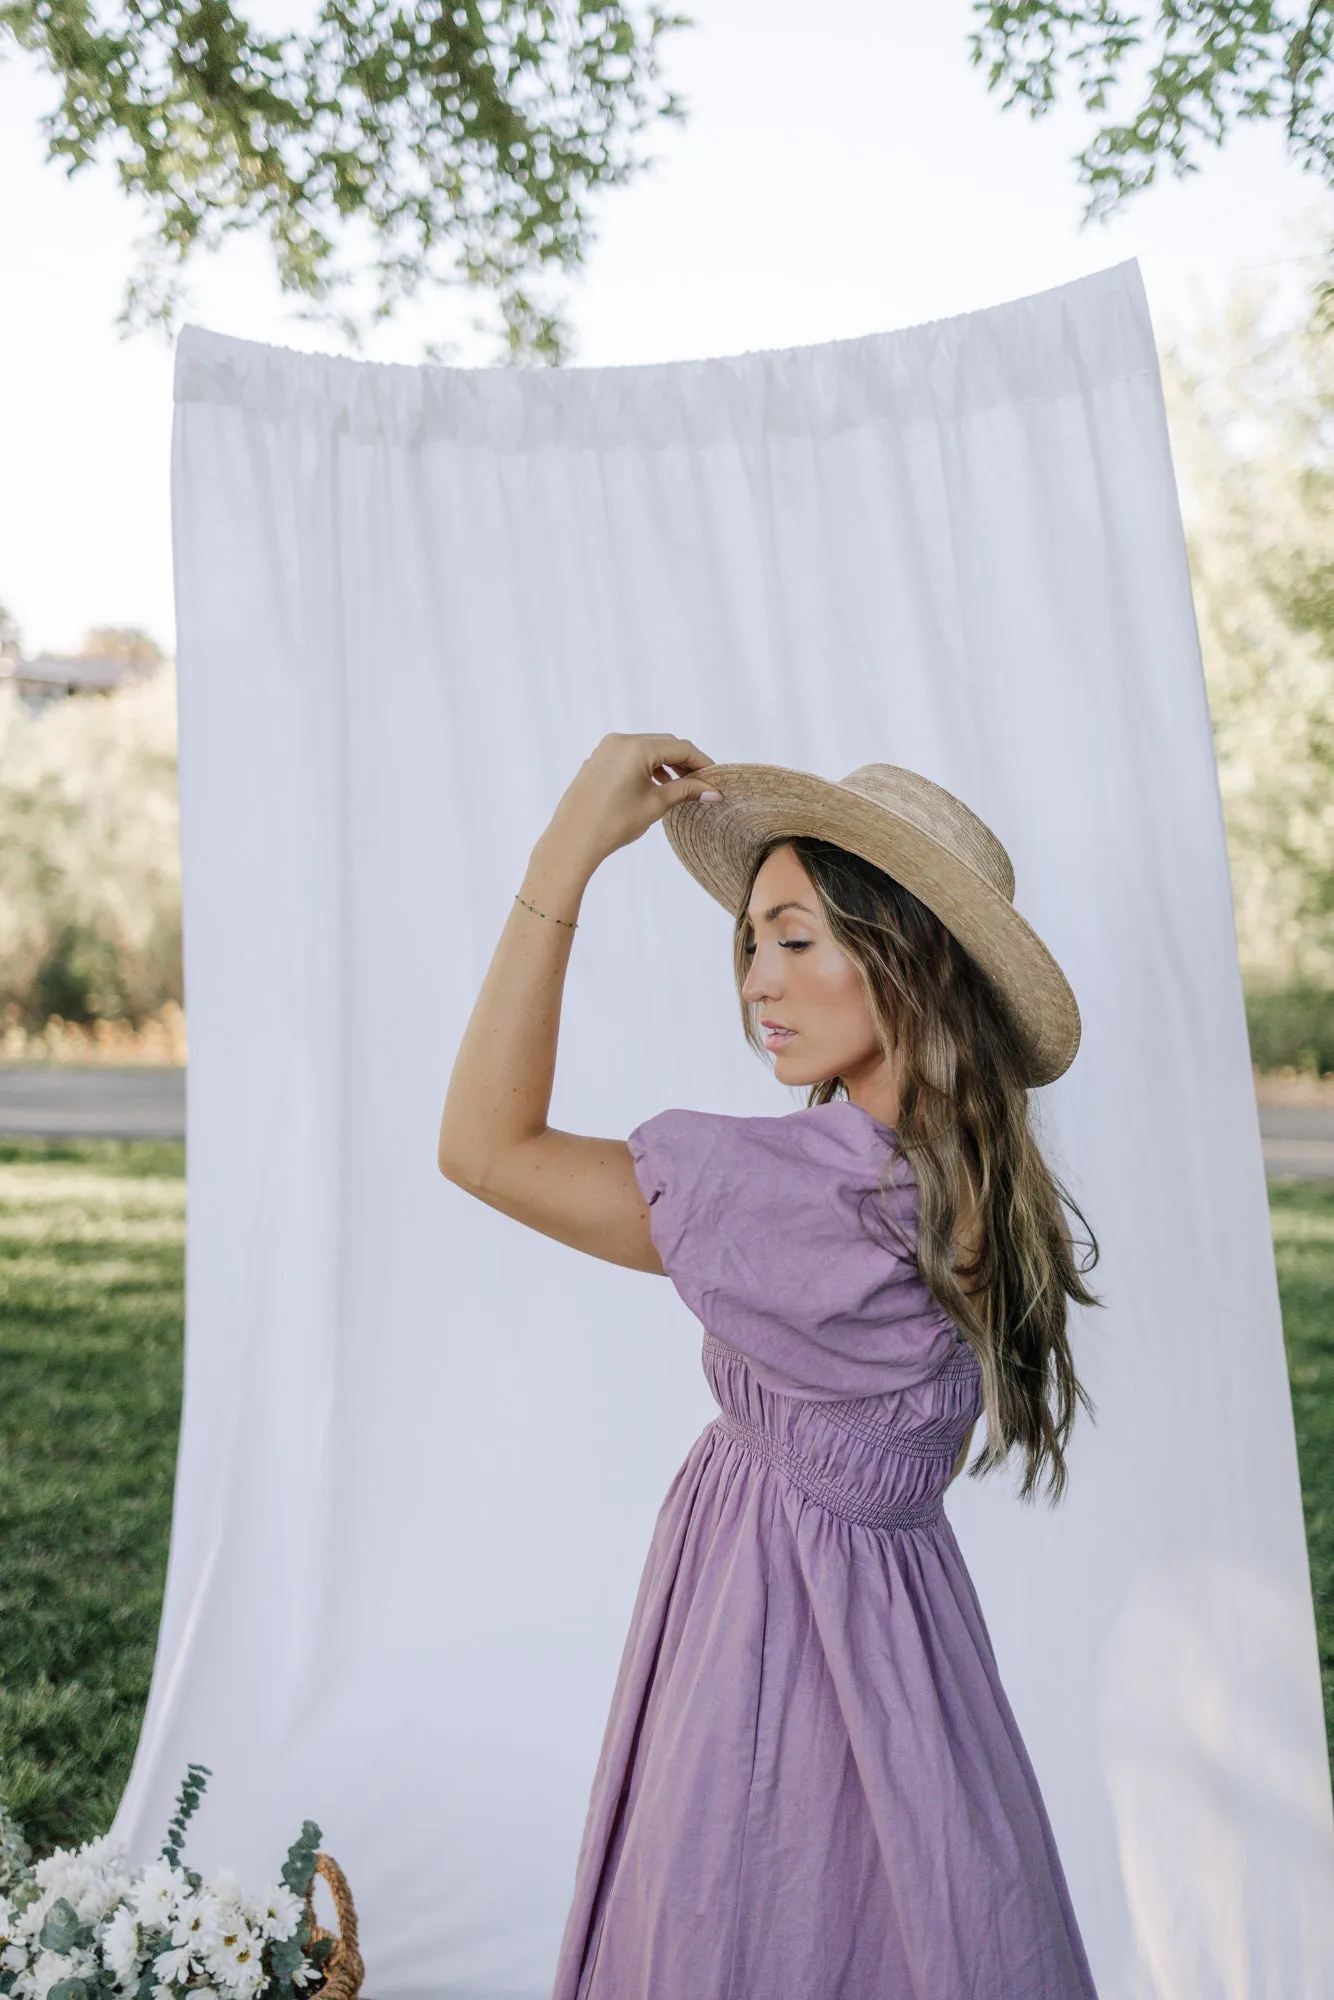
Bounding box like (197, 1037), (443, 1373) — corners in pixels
(700, 788), (722, 802)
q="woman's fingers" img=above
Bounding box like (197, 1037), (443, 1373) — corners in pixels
(639, 736), (722, 816)
(641, 734), (714, 776)
(652, 774), (724, 811)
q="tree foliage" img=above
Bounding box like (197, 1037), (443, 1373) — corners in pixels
(1164, 263), (1334, 982)
(0, 667), (181, 1024)
(0, 0), (685, 357)
(80, 626), (164, 670)
(972, 3), (1334, 215)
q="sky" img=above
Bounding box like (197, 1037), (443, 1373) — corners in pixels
(0, 0), (1326, 656)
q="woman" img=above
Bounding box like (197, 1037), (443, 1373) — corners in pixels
(438, 732), (1099, 1999)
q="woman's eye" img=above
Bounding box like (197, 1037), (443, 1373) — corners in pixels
(741, 939), (756, 956)
(779, 939), (812, 952)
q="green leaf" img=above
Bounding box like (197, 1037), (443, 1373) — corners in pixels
(970, 1), (1334, 218)
(47, 1981), (88, 2000)
(266, 1939), (303, 1980)
(39, 1900), (80, 1954)
(0, 0), (686, 354)
(279, 1821), (322, 1901)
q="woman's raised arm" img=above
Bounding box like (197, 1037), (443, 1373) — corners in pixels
(437, 734), (719, 1272)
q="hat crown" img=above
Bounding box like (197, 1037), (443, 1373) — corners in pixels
(660, 755), (1078, 1083)
(838, 765), (1015, 903)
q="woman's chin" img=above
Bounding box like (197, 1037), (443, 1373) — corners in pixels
(771, 1048), (822, 1087)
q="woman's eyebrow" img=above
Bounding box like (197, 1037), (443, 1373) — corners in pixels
(757, 899), (816, 922)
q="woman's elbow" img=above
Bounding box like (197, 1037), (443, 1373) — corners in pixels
(437, 1124), (486, 1194)
(438, 1130), (518, 1202)
(438, 1121), (544, 1202)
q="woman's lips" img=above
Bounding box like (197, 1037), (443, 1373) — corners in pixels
(761, 1023), (796, 1052)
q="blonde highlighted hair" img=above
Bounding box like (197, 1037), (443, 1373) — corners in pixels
(734, 836), (1098, 1501)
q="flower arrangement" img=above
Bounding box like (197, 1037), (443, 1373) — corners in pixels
(0, 1768), (337, 2000)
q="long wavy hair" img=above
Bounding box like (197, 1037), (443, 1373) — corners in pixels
(733, 835), (1098, 1501)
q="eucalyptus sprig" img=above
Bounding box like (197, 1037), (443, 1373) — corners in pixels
(160, 1763), (212, 1872)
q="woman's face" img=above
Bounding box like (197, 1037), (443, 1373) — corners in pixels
(740, 844), (897, 1108)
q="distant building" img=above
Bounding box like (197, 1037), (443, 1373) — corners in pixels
(0, 652), (154, 712)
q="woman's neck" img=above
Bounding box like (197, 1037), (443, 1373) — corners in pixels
(841, 1051), (903, 1133)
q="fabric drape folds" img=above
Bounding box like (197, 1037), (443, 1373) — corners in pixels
(116, 262), (1334, 1999)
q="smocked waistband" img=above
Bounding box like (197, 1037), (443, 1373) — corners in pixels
(713, 1411), (946, 1532)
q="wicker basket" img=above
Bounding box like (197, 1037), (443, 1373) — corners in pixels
(304, 1854), (365, 2000)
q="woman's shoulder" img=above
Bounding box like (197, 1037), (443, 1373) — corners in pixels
(630, 1097), (905, 1184)
(628, 1098), (919, 1255)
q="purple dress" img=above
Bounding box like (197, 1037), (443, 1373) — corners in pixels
(553, 1100), (1097, 2000)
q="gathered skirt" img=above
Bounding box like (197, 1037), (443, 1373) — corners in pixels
(552, 1336), (1097, 2000)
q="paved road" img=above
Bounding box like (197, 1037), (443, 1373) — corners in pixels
(1253, 1104), (1334, 1181)
(0, 1066), (185, 1138)
(3, 1066), (1334, 1179)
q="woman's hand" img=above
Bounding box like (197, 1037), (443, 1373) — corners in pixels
(542, 733), (720, 878)
(438, 730), (722, 1272)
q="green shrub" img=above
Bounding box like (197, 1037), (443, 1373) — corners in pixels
(1246, 985), (1334, 1076)
(0, 674), (181, 1028)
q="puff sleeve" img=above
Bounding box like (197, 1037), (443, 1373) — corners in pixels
(627, 1100), (962, 1399)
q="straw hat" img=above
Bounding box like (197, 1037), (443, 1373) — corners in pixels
(663, 762), (1080, 1086)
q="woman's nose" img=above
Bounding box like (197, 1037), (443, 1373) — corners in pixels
(741, 956), (774, 1004)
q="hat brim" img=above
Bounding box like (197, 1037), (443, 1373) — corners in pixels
(663, 763), (1080, 1087)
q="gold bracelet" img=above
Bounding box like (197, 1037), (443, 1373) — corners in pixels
(515, 892), (578, 930)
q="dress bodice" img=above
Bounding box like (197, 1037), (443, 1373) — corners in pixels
(705, 1334), (980, 1529)
(628, 1100), (982, 1527)
(628, 1099), (966, 1400)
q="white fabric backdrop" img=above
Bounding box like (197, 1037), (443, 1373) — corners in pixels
(116, 261), (1334, 1998)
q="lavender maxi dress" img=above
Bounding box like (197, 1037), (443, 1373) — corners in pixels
(552, 1100), (1098, 2000)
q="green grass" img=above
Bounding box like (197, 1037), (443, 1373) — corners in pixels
(1269, 1181), (1334, 1757)
(0, 1137), (184, 1852)
(0, 1141), (1330, 1856)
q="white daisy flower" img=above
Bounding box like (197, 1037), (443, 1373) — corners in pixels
(33, 1837), (135, 1926)
(102, 1904), (143, 1988)
(204, 1870), (244, 1910)
(169, 1891), (222, 1959)
(19, 1945), (92, 2000)
(246, 1883), (302, 1943)
(32, 1851), (84, 1896)
(131, 1863), (188, 1927)
(13, 1947), (50, 2000)
(205, 1924), (264, 1998)
(153, 1941), (196, 1985)
(12, 1903), (45, 1944)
